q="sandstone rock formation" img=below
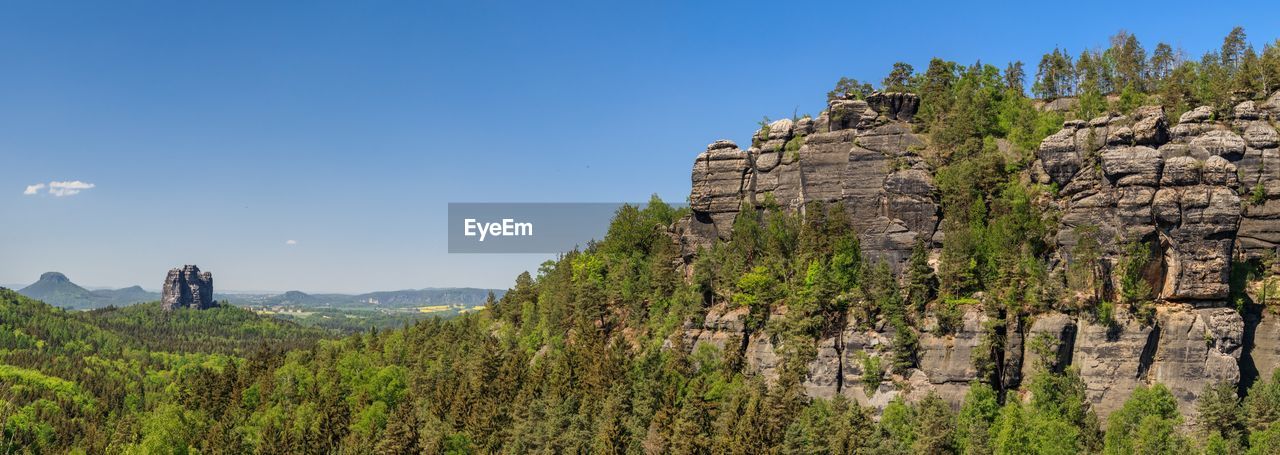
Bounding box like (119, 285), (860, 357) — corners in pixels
(161, 265), (215, 310)
(674, 91), (1280, 422)
(1037, 106), (1248, 301)
(1015, 101), (1272, 417)
(677, 91), (933, 272)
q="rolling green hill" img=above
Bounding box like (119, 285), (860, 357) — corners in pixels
(0, 288), (337, 451)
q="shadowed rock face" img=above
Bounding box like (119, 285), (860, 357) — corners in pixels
(675, 94), (1280, 421)
(161, 265), (214, 310)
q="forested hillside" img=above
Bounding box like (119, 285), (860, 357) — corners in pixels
(0, 289), (327, 452)
(5, 28), (1280, 454)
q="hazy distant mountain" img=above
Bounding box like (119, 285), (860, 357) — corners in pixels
(93, 285), (161, 304)
(262, 290), (328, 306)
(16, 272), (159, 309)
(229, 287), (503, 309)
(14, 271), (501, 312)
(18, 272), (95, 306)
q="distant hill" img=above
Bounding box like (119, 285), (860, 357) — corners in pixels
(17, 272), (94, 305)
(15, 272), (158, 309)
(92, 285), (158, 303)
(229, 287), (503, 310)
(13, 271), (502, 315)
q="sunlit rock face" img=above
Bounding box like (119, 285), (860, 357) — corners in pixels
(162, 265), (214, 310)
(678, 92), (933, 273)
(675, 92), (1280, 420)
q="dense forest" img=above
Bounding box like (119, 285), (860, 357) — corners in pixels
(4, 28), (1280, 454)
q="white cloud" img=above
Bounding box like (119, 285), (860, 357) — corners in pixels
(285, 239), (298, 245)
(46, 180), (95, 197)
(23, 183), (45, 195)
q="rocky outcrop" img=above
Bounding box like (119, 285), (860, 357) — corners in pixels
(810, 316), (903, 408)
(1045, 304), (1244, 419)
(1020, 312), (1077, 379)
(867, 91), (920, 122)
(1041, 97), (1079, 113)
(1025, 104), (1263, 418)
(1236, 111), (1280, 259)
(161, 265), (214, 310)
(1036, 106), (1245, 302)
(682, 303), (749, 362)
(914, 306), (989, 404)
(675, 92), (1280, 421)
(677, 92), (934, 271)
(1071, 308), (1157, 417)
(1149, 306), (1243, 417)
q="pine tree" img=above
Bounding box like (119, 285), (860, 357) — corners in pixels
(1034, 47), (1075, 98)
(878, 397), (917, 453)
(1262, 39), (1280, 95)
(828, 77), (874, 101)
(669, 380), (711, 455)
(1222, 26), (1249, 70)
(1005, 61), (1026, 95)
(1236, 46), (1265, 98)
(1104, 384), (1187, 454)
(1196, 381), (1243, 442)
(913, 392), (956, 454)
(1246, 370), (1280, 432)
(917, 58), (959, 127)
(955, 382), (999, 455)
(1150, 43), (1178, 85)
(883, 62), (916, 92)
(781, 400), (834, 455)
(1109, 30), (1148, 91)
(828, 396), (874, 454)
(905, 239), (937, 317)
(375, 400), (420, 455)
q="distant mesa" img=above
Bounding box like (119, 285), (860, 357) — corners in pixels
(38, 271), (71, 283)
(161, 265), (215, 310)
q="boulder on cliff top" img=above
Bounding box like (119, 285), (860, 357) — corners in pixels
(866, 91), (920, 122)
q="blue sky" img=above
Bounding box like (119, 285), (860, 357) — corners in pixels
(1, 1), (1276, 293)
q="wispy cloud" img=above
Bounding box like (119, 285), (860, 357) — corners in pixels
(24, 180), (96, 197)
(46, 181), (95, 197)
(286, 239), (298, 245)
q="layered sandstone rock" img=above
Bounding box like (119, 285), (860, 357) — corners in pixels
(677, 92), (934, 271)
(161, 265), (214, 310)
(913, 306), (989, 404)
(1037, 106), (1243, 302)
(1027, 104), (1256, 418)
(1148, 306), (1243, 417)
(675, 92), (1280, 420)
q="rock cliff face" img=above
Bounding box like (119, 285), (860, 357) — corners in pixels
(676, 92), (1280, 421)
(678, 92), (934, 271)
(161, 265), (215, 310)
